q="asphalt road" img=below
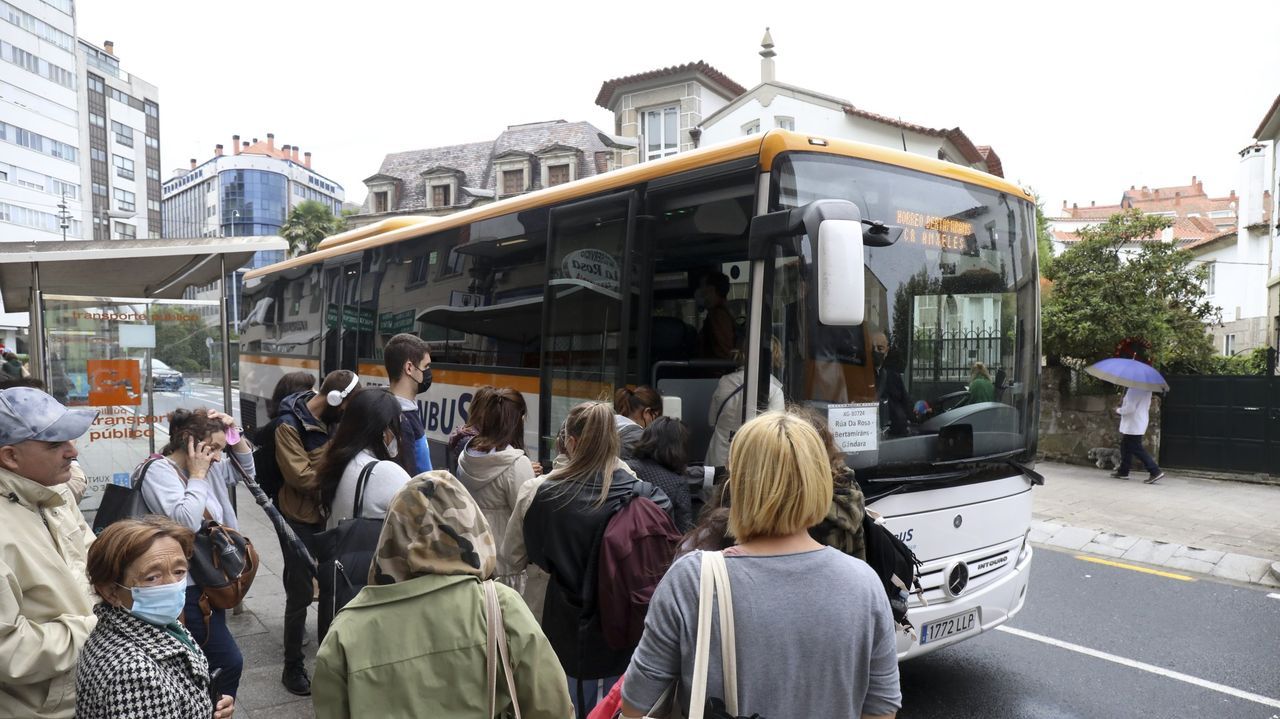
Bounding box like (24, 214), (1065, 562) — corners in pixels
(898, 547), (1280, 718)
(147, 381), (240, 433)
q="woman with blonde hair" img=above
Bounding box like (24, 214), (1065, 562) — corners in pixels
(620, 412), (901, 719)
(523, 401), (671, 717)
(966, 361), (996, 405)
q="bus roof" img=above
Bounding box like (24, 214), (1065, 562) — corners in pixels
(245, 129), (1032, 281)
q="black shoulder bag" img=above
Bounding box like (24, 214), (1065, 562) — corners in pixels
(92, 458), (160, 535)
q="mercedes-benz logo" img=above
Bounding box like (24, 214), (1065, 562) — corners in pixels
(945, 561), (970, 598)
(953, 514), (963, 529)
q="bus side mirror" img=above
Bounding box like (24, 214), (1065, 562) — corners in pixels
(748, 199), (865, 326)
(816, 216), (864, 326)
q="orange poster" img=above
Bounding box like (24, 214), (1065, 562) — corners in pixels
(87, 359), (142, 406)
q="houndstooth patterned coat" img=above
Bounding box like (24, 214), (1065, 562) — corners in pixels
(75, 603), (213, 719)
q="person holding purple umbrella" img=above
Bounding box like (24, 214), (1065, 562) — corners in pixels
(1110, 386), (1165, 484)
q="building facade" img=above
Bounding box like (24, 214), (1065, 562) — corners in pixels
(0, 0), (84, 242)
(1249, 96), (1280, 356)
(76, 39), (160, 240)
(595, 31), (1004, 177)
(164, 134), (344, 327)
(351, 119), (616, 226)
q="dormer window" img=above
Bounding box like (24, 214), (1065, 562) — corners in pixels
(494, 153), (532, 197)
(537, 145), (580, 188)
(432, 184), (451, 208)
(363, 173), (400, 214)
(642, 106), (679, 161)
(420, 167), (461, 210)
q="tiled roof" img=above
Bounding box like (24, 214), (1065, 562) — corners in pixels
(361, 120), (614, 214)
(595, 61), (747, 109)
(1184, 228), (1237, 251)
(1054, 216), (1220, 247)
(976, 145), (1002, 178)
(237, 140), (292, 161)
(840, 105), (994, 175)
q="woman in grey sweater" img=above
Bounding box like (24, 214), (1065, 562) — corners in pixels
(620, 412), (901, 719)
(140, 407), (254, 698)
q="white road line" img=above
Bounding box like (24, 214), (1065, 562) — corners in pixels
(1268, 593), (1280, 600)
(996, 626), (1280, 709)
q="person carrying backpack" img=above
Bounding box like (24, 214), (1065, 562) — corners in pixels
(523, 402), (671, 718)
(252, 372), (316, 503)
(313, 389), (413, 638)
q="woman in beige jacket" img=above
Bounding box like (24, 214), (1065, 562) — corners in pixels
(455, 388), (535, 590)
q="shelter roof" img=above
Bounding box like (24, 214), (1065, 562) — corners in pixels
(0, 236), (287, 311)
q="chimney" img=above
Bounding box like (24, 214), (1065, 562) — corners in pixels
(282, 144), (290, 161)
(595, 151), (611, 174)
(251, 138), (259, 146)
(232, 135), (240, 155)
(1239, 144), (1266, 232)
(1130, 185), (1135, 190)
(759, 28), (776, 84)
(291, 146), (300, 162)
(1230, 189), (1236, 198)
(267, 133), (275, 152)
(242, 141), (249, 151)
(1062, 200), (1068, 209)
(1090, 200), (1095, 207)
(1072, 203), (1078, 210)
(189, 158), (197, 170)
(303, 151), (311, 169)
(103, 40), (114, 56)
(214, 144), (223, 157)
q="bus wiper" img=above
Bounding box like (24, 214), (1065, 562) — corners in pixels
(864, 469), (972, 484)
(931, 449), (1024, 466)
(861, 219), (902, 247)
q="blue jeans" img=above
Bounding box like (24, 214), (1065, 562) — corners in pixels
(1118, 433), (1160, 476)
(569, 675), (620, 719)
(184, 585), (243, 698)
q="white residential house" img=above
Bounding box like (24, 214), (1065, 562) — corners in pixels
(1252, 96), (1280, 352)
(596, 30), (1004, 178)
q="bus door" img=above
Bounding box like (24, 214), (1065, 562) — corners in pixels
(641, 170), (757, 463)
(538, 191), (639, 462)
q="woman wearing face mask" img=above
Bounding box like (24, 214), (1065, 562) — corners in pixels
(612, 386), (662, 460)
(77, 516), (236, 719)
(316, 388), (414, 530)
(140, 407), (253, 698)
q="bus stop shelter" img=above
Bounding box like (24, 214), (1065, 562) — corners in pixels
(0, 236), (287, 509)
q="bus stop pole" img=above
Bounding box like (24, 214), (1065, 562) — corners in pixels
(219, 255), (233, 416)
(28, 262), (45, 381)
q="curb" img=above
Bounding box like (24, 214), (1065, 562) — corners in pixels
(1030, 520), (1280, 588)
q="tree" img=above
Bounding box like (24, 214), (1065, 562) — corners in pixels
(281, 200), (345, 257)
(1033, 193), (1053, 276)
(1042, 209), (1219, 372)
(153, 307), (217, 375)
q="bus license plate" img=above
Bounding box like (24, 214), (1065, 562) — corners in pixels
(920, 609), (978, 644)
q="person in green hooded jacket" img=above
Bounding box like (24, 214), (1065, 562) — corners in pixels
(312, 470), (572, 719)
(965, 362), (996, 405)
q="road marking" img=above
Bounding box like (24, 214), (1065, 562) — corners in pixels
(1268, 593), (1280, 600)
(997, 626), (1280, 709)
(1074, 555), (1195, 581)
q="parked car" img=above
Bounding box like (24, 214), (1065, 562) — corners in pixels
(144, 358), (185, 391)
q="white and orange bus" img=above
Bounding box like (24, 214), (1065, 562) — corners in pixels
(240, 129), (1042, 658)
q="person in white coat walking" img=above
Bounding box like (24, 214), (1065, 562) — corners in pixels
(1111, 387), (1165, 483)
(455, 387), (535, 589)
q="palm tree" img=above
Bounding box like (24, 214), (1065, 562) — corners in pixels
(281, 200), (344, 257)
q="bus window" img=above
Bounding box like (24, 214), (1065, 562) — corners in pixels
(641, 171), (756, 461)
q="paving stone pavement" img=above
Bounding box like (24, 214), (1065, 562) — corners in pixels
(1031, 461), (1280, 587)
(227, 496), (317, 719)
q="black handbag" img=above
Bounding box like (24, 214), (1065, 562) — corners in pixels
(314, 461), (386, 639)
(92, 458), (160, 535)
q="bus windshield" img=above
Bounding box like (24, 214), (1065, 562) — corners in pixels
(769, 153), (1040, 473)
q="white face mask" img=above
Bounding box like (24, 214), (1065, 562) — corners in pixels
(384, 430), (399, 459)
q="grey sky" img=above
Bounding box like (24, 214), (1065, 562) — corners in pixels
(78, 0), (1280, 216)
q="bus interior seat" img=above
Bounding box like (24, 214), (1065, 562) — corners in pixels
(655, 375), (720, 464)
(650, 315), (697, 362)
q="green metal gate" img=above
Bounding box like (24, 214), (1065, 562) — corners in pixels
(1160, 375), (1280, 474)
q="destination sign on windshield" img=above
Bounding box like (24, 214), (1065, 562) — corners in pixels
(894, 209), (977, 255)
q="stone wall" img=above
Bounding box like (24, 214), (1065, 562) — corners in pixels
(1038, 366), (1161, 467)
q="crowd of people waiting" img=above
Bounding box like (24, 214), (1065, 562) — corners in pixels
(0, 330), (901, 719)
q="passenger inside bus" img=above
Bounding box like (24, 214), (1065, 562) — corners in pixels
(695, 271), (735, 360)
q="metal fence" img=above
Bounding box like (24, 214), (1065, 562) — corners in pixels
(908, 326), (1006, 384)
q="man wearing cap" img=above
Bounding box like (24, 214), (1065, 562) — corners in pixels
(0, 387), (99, 718)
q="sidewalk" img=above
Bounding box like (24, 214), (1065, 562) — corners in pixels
(224, 497), (317, 719)
(1031, 461), (1280, 587)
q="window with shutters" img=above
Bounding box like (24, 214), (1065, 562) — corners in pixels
(501, 169), (524, 196)
(547, 164), (571, 187)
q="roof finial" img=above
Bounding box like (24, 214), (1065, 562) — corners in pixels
(760, 27), (776, 83)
